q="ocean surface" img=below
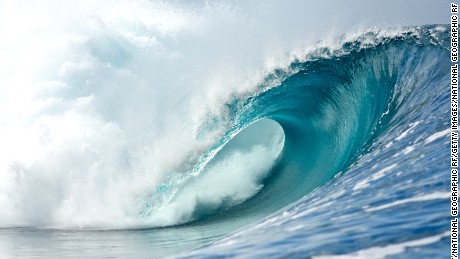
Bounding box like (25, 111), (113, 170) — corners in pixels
(0, 1), (452, 258)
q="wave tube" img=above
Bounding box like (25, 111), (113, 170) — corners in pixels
(136, 26), (449, 230)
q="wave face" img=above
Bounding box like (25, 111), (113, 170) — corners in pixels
(181, 26), (450, 258)
(0, 0), (451, 257)
(144, 25), (450, 227)
(177, 26), (451, 257)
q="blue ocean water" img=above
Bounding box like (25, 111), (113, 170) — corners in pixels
(0, 0), (453, 257)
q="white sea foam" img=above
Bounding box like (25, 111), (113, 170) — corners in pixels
(365, 192), (450, 212)
(352, 164), (398, 191)
(425, 128), (450, 143)
(313, 231), (449, 259)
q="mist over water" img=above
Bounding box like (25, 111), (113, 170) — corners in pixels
(0, 0), (449, 231)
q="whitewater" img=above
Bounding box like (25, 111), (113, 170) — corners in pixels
(0, 0), (453, 258)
